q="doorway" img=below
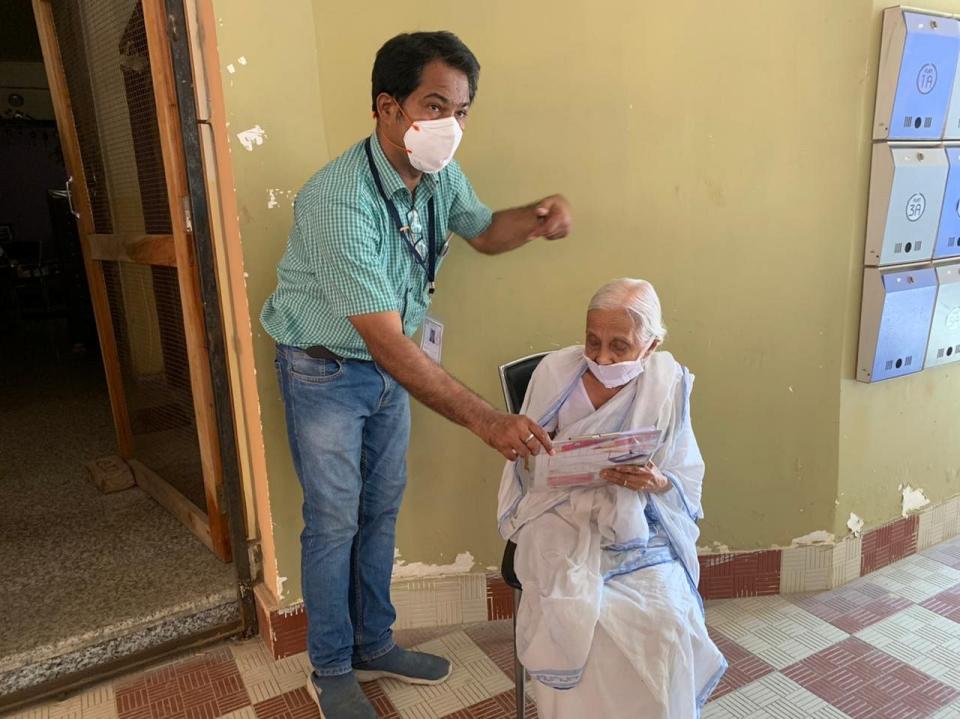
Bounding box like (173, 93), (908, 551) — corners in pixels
(0, 0), (248, 706)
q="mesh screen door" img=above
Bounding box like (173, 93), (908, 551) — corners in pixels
(34, 0), (231, 560)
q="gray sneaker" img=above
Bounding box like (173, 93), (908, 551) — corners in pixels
(305, 671), (376, 718)
(353, 646), (451, 685)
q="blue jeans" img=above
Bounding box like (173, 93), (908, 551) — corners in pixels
(276, 344), (410, 676)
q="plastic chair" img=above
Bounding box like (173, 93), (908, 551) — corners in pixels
(497, 352), (549, 719)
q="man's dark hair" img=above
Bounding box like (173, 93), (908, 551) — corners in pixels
(371, 31), (480, 113)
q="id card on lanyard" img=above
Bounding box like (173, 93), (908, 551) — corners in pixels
(420, 316), (444, 364)
(363, 138), (438, 294)
(365, 138), (450, 363)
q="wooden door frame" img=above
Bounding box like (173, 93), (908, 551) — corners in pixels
(143, 0), (230, 560)
(33, 0), (231, 561)
(33, 0), (135, 461)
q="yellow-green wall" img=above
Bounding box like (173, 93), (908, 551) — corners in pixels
(213, 0), (960, 606)
(211, 0), (331, 601)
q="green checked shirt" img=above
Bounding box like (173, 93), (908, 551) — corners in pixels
(260, 133), (493, 360)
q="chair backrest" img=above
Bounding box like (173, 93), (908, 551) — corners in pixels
(498, 352), (549, 414)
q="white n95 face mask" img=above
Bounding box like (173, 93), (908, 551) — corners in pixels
(403, 116), (463, 173)
(584, 354), (646, 389)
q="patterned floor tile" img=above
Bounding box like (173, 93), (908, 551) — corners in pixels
(699, 551), (782, 600)
(217, 709), (258, 719)
(230, 641), (306, 705)
(5, 708), (51, 719)
(832, 537), (863, 588)
(708, 632), (776, 700)
(11, 534), (960, 719)
(922, 584), (960, 623)
(918, 498), (960, 552)
(866, 555), (960, 603)
(786, 580), (914, 633)
(783, 636), (959, 719)
(77, 685), (116, 719)
(463, 621), (517, 681)
(361, 682), (401, 718)
(46, 695), (81, 719)
(450, 689), (537, 719)
(706, 596), (849, 669)
(925, 536), (960, 570)
(861, 516), (919, 575)
(251, 686), (318, 719)
(702, 672), (853, 718)
(376, 632), (511, 719)
(780, 545), (833, 594)
(856, 605), (960, 690)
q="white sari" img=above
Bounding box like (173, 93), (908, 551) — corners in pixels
(497, 346), (726, 718)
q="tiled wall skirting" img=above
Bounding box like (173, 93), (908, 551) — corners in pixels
(256, 495), (960, 659)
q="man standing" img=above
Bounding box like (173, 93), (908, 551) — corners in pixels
(261, 31), (571, 718)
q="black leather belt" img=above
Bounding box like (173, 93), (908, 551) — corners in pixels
(304, 345), (342, 361)
(304, 345), (371, 363)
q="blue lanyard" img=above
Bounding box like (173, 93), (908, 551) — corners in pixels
(364, 138), (437, 294)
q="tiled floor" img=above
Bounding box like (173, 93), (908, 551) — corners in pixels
(9, 535), (960, 719)
(707, 535), (960, 719)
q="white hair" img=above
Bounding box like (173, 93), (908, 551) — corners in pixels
(588, 278), (667, 345)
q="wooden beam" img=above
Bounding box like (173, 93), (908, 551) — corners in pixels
(142, 0), (231, 561)
(87, 233), (177, 266)
(131, 459), (213, 553)
(33, 0), (135, 459)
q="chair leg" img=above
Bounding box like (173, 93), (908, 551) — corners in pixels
(513, 588), (525, 719)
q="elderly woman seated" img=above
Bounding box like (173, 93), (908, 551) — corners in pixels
(497, 278), (726, 719)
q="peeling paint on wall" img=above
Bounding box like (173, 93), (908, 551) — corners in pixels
(901, 485), (930, 516)
(847, 512), (864, 536)
(791, 530), (835, 546)
(697, 541), (731, 555)
(392, 548), (475, 579)
(236, 125), (267, 151)
(266, 188), (296, 209)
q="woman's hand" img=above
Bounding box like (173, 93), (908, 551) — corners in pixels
(600, 463), (671, 493)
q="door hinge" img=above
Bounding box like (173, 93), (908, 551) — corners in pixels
(182, 197), (194, 233)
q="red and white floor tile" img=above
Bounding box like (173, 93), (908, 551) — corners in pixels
(10, 535), (960, 719)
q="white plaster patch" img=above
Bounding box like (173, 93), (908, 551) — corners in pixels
(238, 56), (248, 65)
(790, 530), (834, 546)
(392, 549), (475, 579)
(847, 512), (864, 536)
(226, 63), (236, 74)
(276, 575), (288, 599)
(697, 541), (731, 555)
(265, 188), (296, 209)
(236, 125), (267, 151)
(902, 485), (930, 516)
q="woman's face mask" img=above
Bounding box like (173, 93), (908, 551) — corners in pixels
(583, 354), (647, 389)
(583, 308), (656, 388)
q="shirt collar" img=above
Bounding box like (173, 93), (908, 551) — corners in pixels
(369, 132), (436, 200)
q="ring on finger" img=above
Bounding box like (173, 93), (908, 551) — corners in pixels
(523, 432), (535, 444)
